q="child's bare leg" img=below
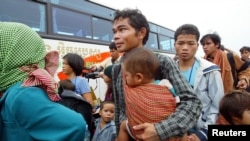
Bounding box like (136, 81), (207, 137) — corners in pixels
(116, 120), (130, 141)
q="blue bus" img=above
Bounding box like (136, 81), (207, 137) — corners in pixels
(0, 0), (176, 100)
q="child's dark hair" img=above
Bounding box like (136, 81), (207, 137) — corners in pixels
(219, 90), (250, 124)
(59, 79), (75, 91)
(58, 79), (75, 94)
(100, 100), (115, 110)
(123, 47), (159, 80)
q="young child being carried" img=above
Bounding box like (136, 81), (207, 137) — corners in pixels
(116, 47), (180, 141)
(219, 90), (250, 125)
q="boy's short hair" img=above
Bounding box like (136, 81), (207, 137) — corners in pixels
(100, 100), (115, 110)
(174, 24), (200, 42)
(219, 90), (250, 124)
(123, 47), (159, 79)
(58, 79), (75, 94)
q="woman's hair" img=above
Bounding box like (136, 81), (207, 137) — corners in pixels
(63, 53), (84, 76)
(219, 90), (250, 124)
(123, 47), (159, 80)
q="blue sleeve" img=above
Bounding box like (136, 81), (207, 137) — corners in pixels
(195, 128), (208, 141)
(75, 77), (91, 95)
(10, 87), (86, 141)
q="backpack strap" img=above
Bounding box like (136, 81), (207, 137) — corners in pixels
(227, 52), (238, 86)
(238, 61), (250, 73)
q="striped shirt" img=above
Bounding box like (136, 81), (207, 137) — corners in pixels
(112, 53), (202, 140)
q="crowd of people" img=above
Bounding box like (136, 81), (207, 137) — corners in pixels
(0, 7), (250, 141)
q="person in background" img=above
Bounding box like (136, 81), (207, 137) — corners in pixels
(174, 24), (224, 141)
(219, 90), (250, 125)
(112, 8), (202, 141)
(58, 79), (95, 140)
(200, 33), (250, 94)
(116, 47), (179, 141)
(62, 53), (94, 107)
(239, 46), (250, 62)
(91, 42), (121, 72)
(92, 100), (116, 141)
(0, 22), (86, 140)
(102, 65), (114, 101)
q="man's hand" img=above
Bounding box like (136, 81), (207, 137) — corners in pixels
(90, 65), (97, 72)
(185, 133), (200, 141)
(133, 123), (161, 141)
(98, 72), (104, 78)
(237, 79), (248, 89)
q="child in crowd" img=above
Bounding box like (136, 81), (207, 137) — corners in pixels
(58, 79), (95, 140)
(58, 79), (77, 96)
(219, 90), (250, 125)
(116, 47), (179, 141)
(92, 100), (116, 141)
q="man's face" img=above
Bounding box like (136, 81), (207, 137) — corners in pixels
(241, 50), (250, 61)
(112, 17), (144, 53)
(110, 49), (119, 60)
(174, 34), (198, 61)
(201, 38), (218, 56)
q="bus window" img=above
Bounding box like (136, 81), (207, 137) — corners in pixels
(0, 0), (46, 32)
(145, 32), (159, 49)
(52, 6), (92, 38)
(92, 17), (113, 42)
(159, 35), (175, 52)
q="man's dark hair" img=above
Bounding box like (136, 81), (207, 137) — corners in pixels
(200, 33), (221, 49)
(109, 42), (117, 50)
(63, 53), (84, 76)
(239, 46), (250, 53)
(174, 24), (200, 42)
(113, 8), (150, 45)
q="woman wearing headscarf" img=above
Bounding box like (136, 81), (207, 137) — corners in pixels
(0, 22), (86, 141)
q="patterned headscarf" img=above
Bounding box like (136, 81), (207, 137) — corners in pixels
(0, 22), (60, 101)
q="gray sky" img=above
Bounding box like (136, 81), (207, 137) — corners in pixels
(92, 0), (250, 57)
